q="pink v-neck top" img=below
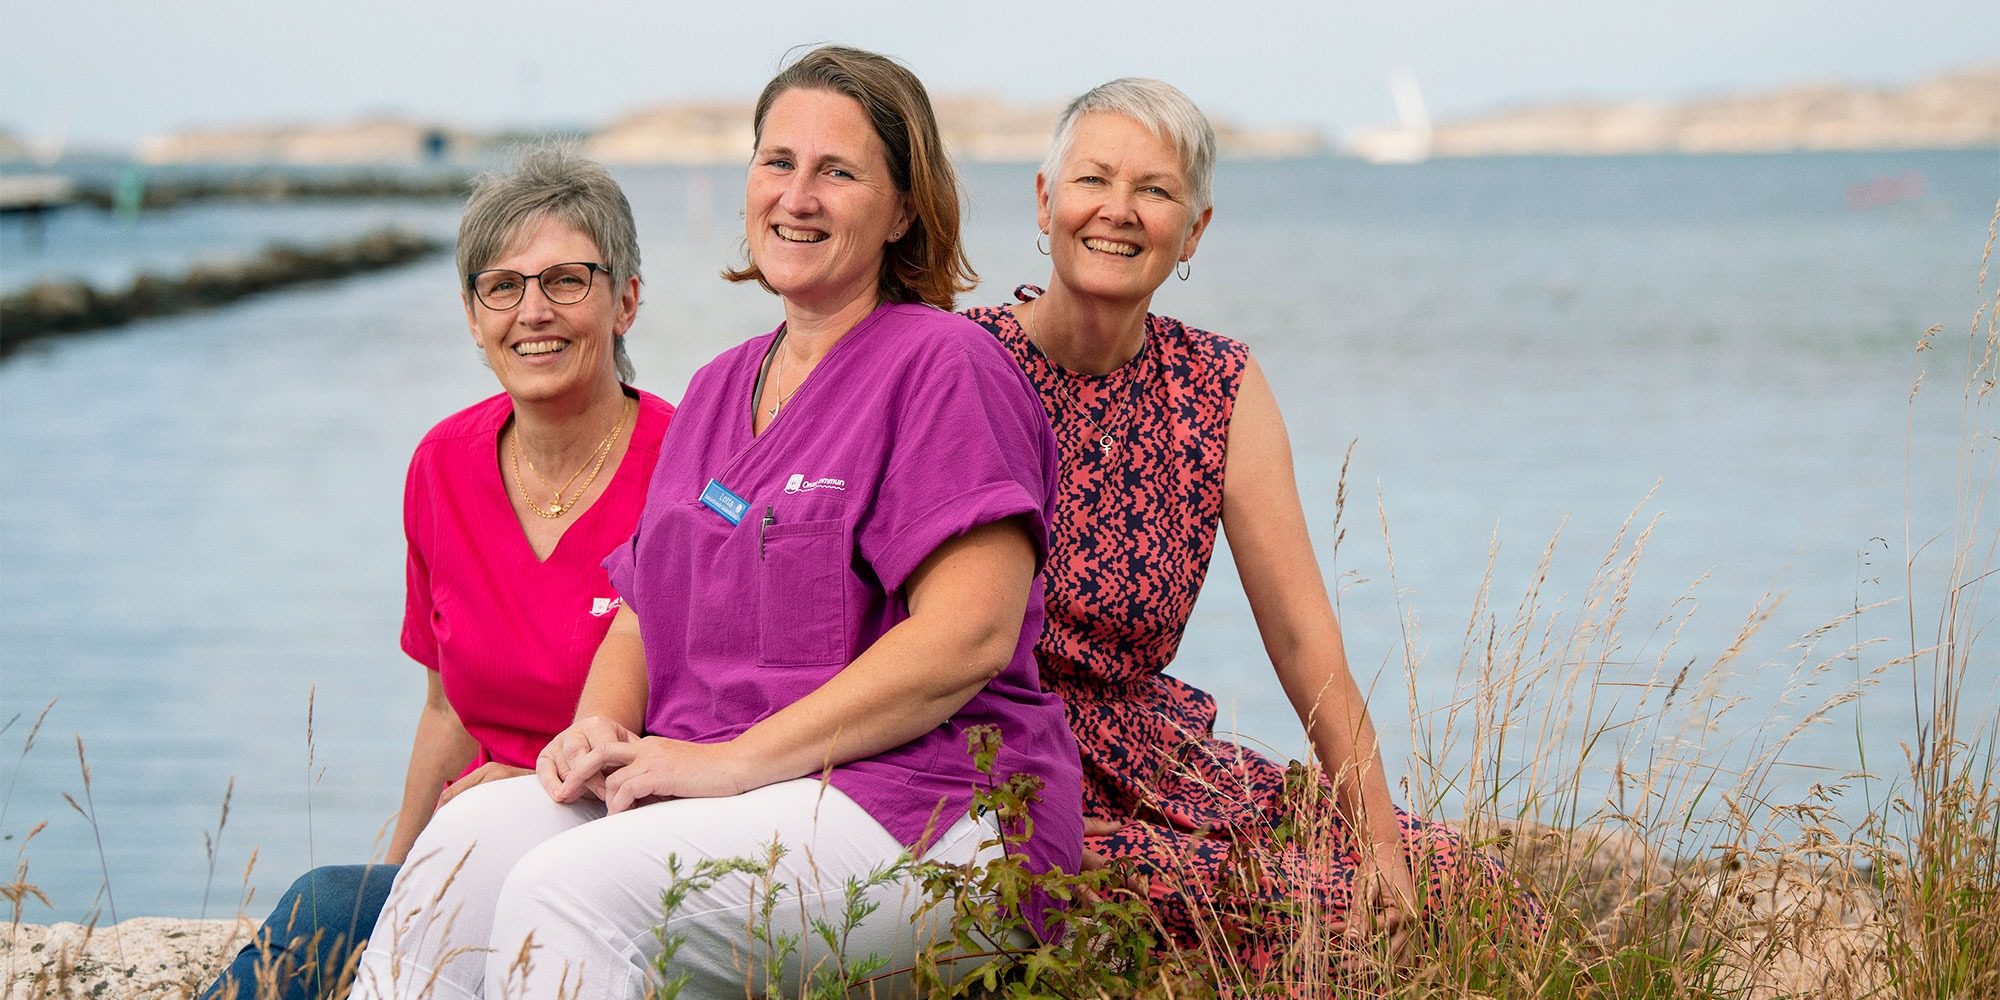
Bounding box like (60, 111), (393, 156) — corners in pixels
(606, 302), (1084, 909)
(402, 389), (674, 775)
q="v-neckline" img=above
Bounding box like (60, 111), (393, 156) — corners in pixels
(750, 325), (790, 439)
(744, 303), (891, 443)
(495, 394), (641, 567)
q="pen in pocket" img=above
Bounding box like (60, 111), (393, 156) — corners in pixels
(760, 505), (774, 557)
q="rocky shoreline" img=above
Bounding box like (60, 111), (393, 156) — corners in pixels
(4, 918), (249, 999)
(0, 228), (443, 356)
(2, 822), (1890, 999)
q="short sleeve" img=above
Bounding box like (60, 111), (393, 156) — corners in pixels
(399, 448), (440, 670)
(613, 395), (676, 614)
(603, 529), (638, 612)
(861, 337), (1056, 593)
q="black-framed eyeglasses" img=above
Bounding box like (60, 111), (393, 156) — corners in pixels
(467, 262), (609, 310)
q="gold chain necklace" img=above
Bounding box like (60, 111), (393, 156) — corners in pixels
(512, 396), (633, 518)
(1017, 301), (1136, 454)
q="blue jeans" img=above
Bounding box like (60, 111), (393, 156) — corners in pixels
(200, 864), (399, 1000)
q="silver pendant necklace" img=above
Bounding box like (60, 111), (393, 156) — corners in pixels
(753, 329), (804, 424)
(1017, 301), (1136, 455)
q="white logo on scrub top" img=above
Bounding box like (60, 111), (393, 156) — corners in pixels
(590, 597), (623, 617)
(784, 473), (847, 494)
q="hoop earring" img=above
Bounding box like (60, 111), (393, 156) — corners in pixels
(1036, 231), (1050, 256)
(1177, 259), (1191, 281)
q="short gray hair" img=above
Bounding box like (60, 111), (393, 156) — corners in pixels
(457, 143), (640, 382)
(1041, 78), (1216, 216)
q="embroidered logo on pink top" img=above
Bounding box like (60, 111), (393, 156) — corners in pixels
(590, 597), (623, 617)
(784, 473), (848, 494)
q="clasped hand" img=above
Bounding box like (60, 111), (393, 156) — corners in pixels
(534, 716), (746, 813)
(1330, 847), (1417, 972)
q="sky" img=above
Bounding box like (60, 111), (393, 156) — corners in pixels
(1, 0), (1994, 152)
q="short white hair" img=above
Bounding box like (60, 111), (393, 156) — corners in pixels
(1040, 78), (1216, 215)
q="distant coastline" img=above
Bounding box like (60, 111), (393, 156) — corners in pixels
(0, 64), (1994, 168)
(1352, 63), (2000, 160)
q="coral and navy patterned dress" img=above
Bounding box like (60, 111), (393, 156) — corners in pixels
(965, 287), (1541, 973)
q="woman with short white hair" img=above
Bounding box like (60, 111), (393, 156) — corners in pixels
(963, 76), (1545, 976)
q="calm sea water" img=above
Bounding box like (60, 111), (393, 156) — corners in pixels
(3, 150), (1996, 923)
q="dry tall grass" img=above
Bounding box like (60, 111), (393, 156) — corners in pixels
(1281, 202), (2000, 1000)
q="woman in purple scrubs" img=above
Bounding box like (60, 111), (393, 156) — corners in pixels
(349, 46), (1083, 999)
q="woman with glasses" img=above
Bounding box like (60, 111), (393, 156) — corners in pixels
(200, 146), (674, 1000)
(349, 46), (1081, 998)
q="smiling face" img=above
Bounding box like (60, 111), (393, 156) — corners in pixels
(463, 215), (639, 406)
(745, 87), (914, 319)
(1038, 111), (1212, 311)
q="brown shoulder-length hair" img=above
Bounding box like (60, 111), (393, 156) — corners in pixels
(722, 45), (976, 311)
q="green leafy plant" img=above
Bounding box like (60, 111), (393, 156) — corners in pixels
(649, 852), (772, 1000)
(907, 724), (1164, 999)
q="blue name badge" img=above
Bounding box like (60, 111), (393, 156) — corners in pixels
(699, 478), (749, 525)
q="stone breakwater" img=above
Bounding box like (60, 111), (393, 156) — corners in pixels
(74, 173), (472, 213)
(2, 822), (1891, 999)
(0, 228), (443, 355)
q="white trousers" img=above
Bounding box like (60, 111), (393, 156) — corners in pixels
(348, 776), (994, 1000)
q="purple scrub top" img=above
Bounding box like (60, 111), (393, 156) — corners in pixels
(606, 302), (1084, 929)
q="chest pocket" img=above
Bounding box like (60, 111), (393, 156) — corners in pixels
(758, 519), (850, 666)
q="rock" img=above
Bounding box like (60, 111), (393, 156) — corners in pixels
(1481, 818), (1688, 949)
(3, 917), (249, 999)
(1481, 819), (1889, 998)
(1696, 854), (1888, 1000)
(0, 282), (106, 335)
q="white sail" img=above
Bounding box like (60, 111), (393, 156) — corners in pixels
(1348, 67), (1433, 164)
